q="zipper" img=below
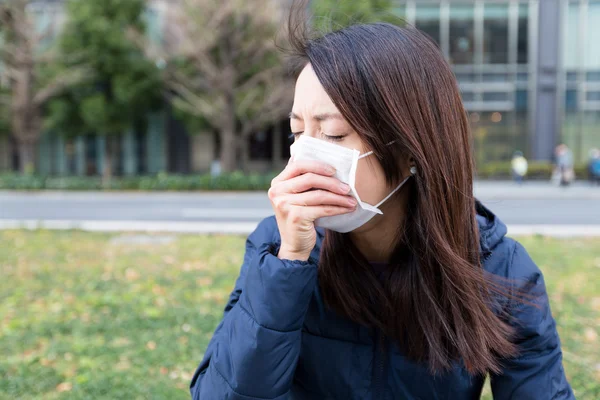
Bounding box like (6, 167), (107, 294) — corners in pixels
(482, 250), (493, 263)
(372, 331), (387, 400)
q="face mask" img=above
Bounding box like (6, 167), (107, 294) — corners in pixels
(290, 135), (414, 233)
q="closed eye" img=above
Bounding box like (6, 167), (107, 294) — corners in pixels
(288, 132), (346, 142)
(324, 134), (345, 142)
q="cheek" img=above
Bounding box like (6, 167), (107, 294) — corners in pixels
(355, 158), (389, 205)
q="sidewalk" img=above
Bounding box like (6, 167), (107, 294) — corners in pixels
(474, 181), (600, 200)
(1, 180), (599, 200)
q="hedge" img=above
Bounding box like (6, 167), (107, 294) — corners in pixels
(0, 163), (591, 191)
(0, 172), (278, 191)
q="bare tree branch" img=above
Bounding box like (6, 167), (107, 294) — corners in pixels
(0, 0), (79, 172)
(33, 65), (93, 105)
(134, 0), (293, 172)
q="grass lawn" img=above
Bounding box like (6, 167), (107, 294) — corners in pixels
(0, 231), (598, 399)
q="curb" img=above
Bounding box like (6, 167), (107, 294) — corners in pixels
(1, 220), (600, 238)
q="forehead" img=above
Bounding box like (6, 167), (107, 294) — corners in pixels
(293, 64), (339, 115)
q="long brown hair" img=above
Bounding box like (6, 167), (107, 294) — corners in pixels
(286, 1), (517, 376)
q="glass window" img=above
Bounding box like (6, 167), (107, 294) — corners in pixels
(567, 72), (578, 82)
(249, 130), (273, 161)
(517, 4), (529, 64)
(517, 72), (528, 83)
(586, 3), (600, 69)
(566, 90), (578, 111)
(415, 5), (441, 46)
(483, 4), (509, 64)
(85, 136), (98, 175)
(516, 90), (528, 111)
(66, 138), (76, 175)
(587, 91), (600, 101)
(135, 128), (147, 175)
(471, 111), (517, 164)
(562, 88), (581, 161)
(144, 7), (163, 46)
(564, 3), (580, 70)
(582, 111), (600, 160)
(482, 73), (509, 82)
(587, 71), (600, 82)
(454, 72), (476, 82)
(449, 6), (475, 65)
(393, 4), (406, 19)
(461, 92), (475, 102)
(483, 92), (509, 102)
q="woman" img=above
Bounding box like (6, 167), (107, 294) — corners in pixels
(190, 6), (573, 400)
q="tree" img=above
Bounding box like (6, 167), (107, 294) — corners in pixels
(135, 0), (294, 173)
(0, 0), (90, 174)
(312, 0), (397, 31)
(47, 0), (162, 184)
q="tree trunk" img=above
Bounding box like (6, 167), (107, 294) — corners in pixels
(238, 134), (250, 172)
(220, 91), (238, 173)
(220, 130), (237, 173)
(102, 136), (114, 188)
(17, 140), (35, 175)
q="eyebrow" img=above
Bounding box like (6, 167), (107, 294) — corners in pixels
(289, 112), (345, 122)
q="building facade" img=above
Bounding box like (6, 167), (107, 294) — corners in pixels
(394, 0), (599, 166)
(0, 0), (599, 175)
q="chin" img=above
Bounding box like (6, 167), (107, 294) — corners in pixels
(348, 215), (385, 235)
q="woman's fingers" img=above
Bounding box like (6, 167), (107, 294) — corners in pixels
(272, 160), (336, 185)
(270, 172), (350, 198)
(286, 190), (357, 208)
(286, 204), (356, 224)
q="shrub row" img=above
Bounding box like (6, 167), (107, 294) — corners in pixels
(0, 172), (278, 191)
(0, 163), (591, 191)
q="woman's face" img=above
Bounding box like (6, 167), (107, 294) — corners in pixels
(289, 64), (395, 213)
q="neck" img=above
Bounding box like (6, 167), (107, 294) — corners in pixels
(349, 192), (408, 263)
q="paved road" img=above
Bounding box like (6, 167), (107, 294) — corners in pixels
(1, 182), (599, 228)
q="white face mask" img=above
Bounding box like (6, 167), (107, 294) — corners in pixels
(290, 135), (414, 233)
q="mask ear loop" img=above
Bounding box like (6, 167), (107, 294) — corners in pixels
(358, 140), (398, 160)
(374, 167), (417, 208)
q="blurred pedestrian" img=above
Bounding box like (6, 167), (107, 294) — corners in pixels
(553, 144), (575, 187)
(511, 150), (528, 185)
(588, 148), (600, 186)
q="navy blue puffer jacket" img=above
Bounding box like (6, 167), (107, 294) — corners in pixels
(190, 203), (574, 399)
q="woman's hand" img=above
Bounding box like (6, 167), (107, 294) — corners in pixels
(268, 160), (357, 261)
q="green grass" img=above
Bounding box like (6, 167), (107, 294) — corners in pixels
(0, 231), (598, 399)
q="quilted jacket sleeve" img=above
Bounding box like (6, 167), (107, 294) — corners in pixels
(491, 242), (574, 400)
(190, 217), (318, 399)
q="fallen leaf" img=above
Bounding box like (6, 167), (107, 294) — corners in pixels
(163, 256), (176, 265)
(56, 382), (72, 392)
(40, 358), (52, 367)
(591, 297), (600, 312)
(196, 277), (213, 286)
(125, 268), (140, 281)
(178, 336), (189, 345)
(584, 328), (598, 343)
(146, 341), (157, 350)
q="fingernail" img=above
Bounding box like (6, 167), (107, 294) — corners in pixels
(348, 197), (357, 206)
(340, 183), (350, 193)
(326, 166), (336, 174)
